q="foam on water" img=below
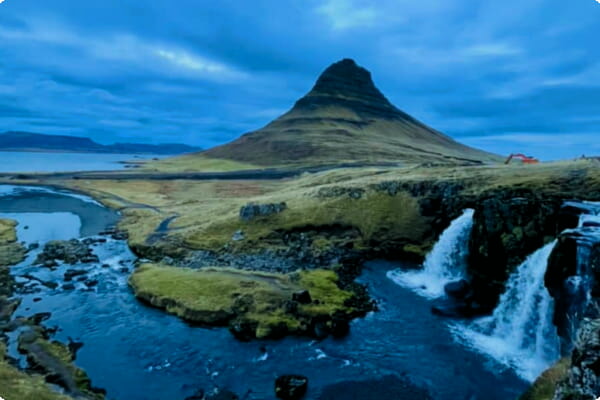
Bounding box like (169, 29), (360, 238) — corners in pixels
(387, 209), (475, 298)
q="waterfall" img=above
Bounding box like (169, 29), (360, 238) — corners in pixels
(453, 241), (560, 382)
(387, 209), (475, 299)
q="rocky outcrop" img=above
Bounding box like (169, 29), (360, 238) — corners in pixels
(553, 318), (600, 400)
(34, 239), (99, 267)
(468, 192), (562, 310)
(545, 202), (600, 353)
(240, 202), (287, 221)
(17, 326), (105, 399)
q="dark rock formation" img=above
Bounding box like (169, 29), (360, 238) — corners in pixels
(35, 239), (99, 266)
(553, 318), (600, 400)
(444, 279), (471, 299)
(546, 205), (600, 354)
(275, 375), (308, 400)
(468, 193), (562, 310)
(240, 202), (287, 221)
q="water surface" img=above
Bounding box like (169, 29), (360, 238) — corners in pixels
(0, 151), (162, 173)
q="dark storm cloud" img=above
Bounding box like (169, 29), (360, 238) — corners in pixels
(0, 0), (598, 158)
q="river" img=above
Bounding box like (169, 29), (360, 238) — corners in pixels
(0, 185), (529, 400)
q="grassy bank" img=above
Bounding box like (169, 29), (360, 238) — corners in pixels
(129, 264), (357, 339)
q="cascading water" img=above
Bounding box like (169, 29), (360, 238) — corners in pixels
(387, 209), (474, 299)
(453, 242), (561, 382)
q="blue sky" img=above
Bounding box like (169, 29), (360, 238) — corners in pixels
(0, 0), (598, 159)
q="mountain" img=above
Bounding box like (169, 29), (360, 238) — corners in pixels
(0, 131), (200, 155)
(202, 59), (499, 166)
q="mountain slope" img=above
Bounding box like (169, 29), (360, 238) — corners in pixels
(0, 131), (200, 155)
(202, 59), (499, 166)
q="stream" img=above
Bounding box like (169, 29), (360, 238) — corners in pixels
(0, 185), (529, 400)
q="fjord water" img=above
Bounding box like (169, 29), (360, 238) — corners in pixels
(1, 187), (528, 400)
(0, 151), (160, 173)
(387, 209), (475, 299)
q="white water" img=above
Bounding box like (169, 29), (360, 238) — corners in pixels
(453, 241), (560, 382)
(387, 209), (475, 298)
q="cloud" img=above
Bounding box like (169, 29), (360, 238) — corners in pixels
(316, 0), (379, 31)
(0, 0), (598, 158)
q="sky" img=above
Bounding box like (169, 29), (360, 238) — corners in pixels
(0, 0), (599, 159)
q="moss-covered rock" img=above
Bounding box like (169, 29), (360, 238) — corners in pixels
(519, 358), (570, 400)
(0, 218), (26, 268)
(129, 264), (365, 340)
(17, 329), (105, 399)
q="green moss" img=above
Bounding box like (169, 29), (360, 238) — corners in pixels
(519, 358), (570, 400)
(187, 191), (426, 252)
(17, 333), (104, 399)
(0, 219), (26, 267)
(129, 264), (356, 339)
(296, 269), (352, 316)
(0, 361), (74, 400)
(0, 339), (74, 400)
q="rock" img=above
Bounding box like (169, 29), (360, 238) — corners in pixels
(292, 290), (312, 304)
(275, 375), (308, 400)
(33, 297), (42, 303)
(468, 193), (562, 310)
(64, 269), (88, 282)
(240, 202), (287, 221)
(444, 279), (471, 300)
(44, 260), (58, 268)
(84, 279), (99, 288)
(232, 230), (245, 241)
(101, 264), (110, 268)
(62, 283), (76, 291)
(554, 318), (600, 399)
(28, 242), (39, 251)
(67, 337), (84, 358)
(330, 313), (351, 338)
(546, 222), (600, 353)
(119, 267), (130, 274)
(35, 239), (97, 266)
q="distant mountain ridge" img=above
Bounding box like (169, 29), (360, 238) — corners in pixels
(0, 131), (200, 155)
(202, 58), (500, 166)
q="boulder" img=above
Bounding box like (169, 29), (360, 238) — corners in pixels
(275, 375), (308, 400)
(240, 202), (287, 221)
(292, 290), (312, 304)
(444, 279), (471, 300)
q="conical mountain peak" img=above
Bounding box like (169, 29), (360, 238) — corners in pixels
(294, 59), (396, 116)
(203, 58), (499, 166)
